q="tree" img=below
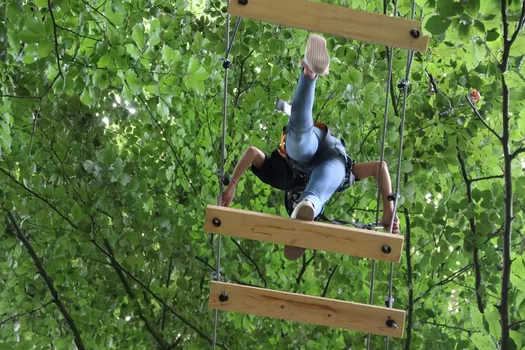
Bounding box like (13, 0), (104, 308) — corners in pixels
(0, 0), (524, 349)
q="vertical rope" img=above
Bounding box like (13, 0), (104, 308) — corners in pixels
(212, 5), (242, 348)
(384, 1), (417, 349)
(212, 5), (231, 349)
(366, 5), (396, 348)
(366, 0), (403, 347)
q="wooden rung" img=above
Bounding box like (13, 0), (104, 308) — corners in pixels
(228, 0), (429, 52)
(210, 281), (405, 338)
(205, 206), (404, 262)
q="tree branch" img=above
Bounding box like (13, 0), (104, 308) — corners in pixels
(80, 0), (117, 28)
(321, 264), (339, 298)
(5, 211), (85, 350)
(234, 50), (254, 109)
(161, 257), (174, 331)
(56, 25), (102, 42)
(102, 240), (169, 348)
(404, 195), (413, 349)
(0, 167), (77, 230)
(457, 150), (485, 314)
(426, 70), (439, 94)
(466, 94), (501, 141)
(295, 251), (316, 287)
(413, 264), (473, 304)
(91, 241), (229, 349)
(508, 0), (525, 46)
(137, 95), (198, 196)
(471, 175), (504, 182)
(0, 301), (53, 327)
(499, 0), (517, 346)
(511, 147), (525, 160)
(230, 238), (268, 288)
(510, 320), (525, 330)
(48, 0), (63, 76)
(315, 90), (336, 121)
(420, 321), (480, 334)
(194, 256), (261, 288)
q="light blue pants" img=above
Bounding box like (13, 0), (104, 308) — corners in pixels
(285, 72), (347, 217)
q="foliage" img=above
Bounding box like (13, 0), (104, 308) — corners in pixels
(0, 0), (524, 349)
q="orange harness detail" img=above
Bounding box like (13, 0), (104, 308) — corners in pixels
(279, 122), (328, 158)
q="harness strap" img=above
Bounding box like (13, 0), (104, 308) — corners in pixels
(278, 122), (354, 194)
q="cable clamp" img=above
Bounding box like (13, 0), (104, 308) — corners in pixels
(397, 80), (410, 89)
(222, 58), (232, 69)
(387, 192), (399, 201)
(384, 295), (395, 307)
(211, 271), (221, 281)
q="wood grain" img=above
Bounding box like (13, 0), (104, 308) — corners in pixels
(228, 0), (429, 52)
(204, 205), (404, 262)
(209, 281), (405, 337)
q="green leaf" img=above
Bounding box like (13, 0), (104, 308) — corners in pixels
(471, 334), (495, 349)
(34, 0), (48, 6)
(187, 57), (200, 74)
(121, 84), (133, 101)
(109, 158), (124, 183)
(473, 20), (485, 34)
(125, 43), (141, 59)
(125, 70), (141, 95)
(510, 331), (523, 350)
(458, 21), (472, 40)
(25, 17), (45, 34)
(98, 54), (113, 68)
(7, 30), (20, 52)
(510, 36), (525, 57)
(80, 88), (93, 106)
(37, 39), (52, 58)
(348, 67), (362, 85)
(161, 45), (182, 65)
(132, 24), (145, 50)
(503, 71), (524, 88)
(425, 16), (451, 35)
(18, 30), (40, 43)
(484, 307), (501, 339)
(55, 338), (70, 350)
(437, 0), (461, 17)
(464, 0), (480, 17)
(0, 122), (11, 155)
(191, 66), (209, 81)
(464, 41), (486, 70)
(157, 99), (170, 121)
(486, 29), (500, 42)
(83, 160), (97, 174)
(480, 0), (499, 15)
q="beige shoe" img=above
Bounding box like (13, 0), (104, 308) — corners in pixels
(284, 200), (315, 260)
(304, 34), (330, 76)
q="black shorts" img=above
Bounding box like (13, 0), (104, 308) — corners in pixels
(250, 150), (296, 190)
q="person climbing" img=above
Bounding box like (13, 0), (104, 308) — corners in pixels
(219, 34), (400, 260)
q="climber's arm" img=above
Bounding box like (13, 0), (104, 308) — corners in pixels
(219, 146), (265, 207)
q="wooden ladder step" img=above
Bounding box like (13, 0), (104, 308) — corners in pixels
(204, 206), (404, 263)
(209, 281), (405, 338)
(228, 0), (429, 52)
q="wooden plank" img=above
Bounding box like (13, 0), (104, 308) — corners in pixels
(228, 0), (429, 52)
(204, 206), (404, 263)
(209, 281), (405, 338)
